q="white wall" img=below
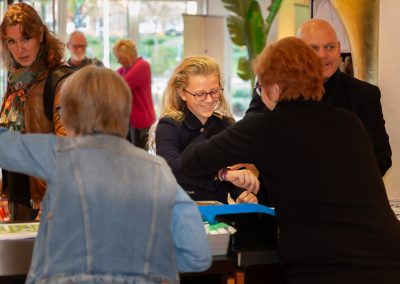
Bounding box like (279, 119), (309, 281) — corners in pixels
(379, 1), (400, 199)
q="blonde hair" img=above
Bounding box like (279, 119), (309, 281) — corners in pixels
(0, 3), (65, 70)
(161, 55), (232, 122)
(60, 65), (132, 137)
(147, 55), (233, 153)
(113, 39), (138, 60)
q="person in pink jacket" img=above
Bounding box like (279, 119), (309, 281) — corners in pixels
(113, 39), (156, 149)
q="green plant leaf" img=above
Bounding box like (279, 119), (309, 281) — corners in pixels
(265, 0), (283, 35)
(226, 15), (246, 46)
(221, 0), (282, 84)
(221, 0), (253, 18)
(245, 1), (266, 59)
(237, 57), (254, 81)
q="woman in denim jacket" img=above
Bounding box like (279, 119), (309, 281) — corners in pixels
(0, 66), (212, 284)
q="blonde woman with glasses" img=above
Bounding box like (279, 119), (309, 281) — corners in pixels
(149, 56), (259, 204)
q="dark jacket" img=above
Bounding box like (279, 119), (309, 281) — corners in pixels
(182, 100), (400, 283)
(156, 108), (243, 203)
(246, 69), (392, 176)
(67, 57), (104, 70)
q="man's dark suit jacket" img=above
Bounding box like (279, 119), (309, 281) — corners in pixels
(246, 69), (392, 176)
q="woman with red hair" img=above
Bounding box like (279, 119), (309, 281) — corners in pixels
(181, 37), (400, 283)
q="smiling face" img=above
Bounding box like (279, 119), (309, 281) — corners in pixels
(4, 24), (41, 67)
(180, 74), (220, 125)
(299, 20), (341, 79)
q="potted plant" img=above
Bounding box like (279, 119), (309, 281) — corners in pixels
(221, 0), (283, 87)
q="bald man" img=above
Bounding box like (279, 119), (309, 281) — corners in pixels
(67, 30), (104, 70)
(246, 19), (392, 176)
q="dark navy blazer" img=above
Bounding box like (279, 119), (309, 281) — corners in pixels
(155, 108), (244, 203)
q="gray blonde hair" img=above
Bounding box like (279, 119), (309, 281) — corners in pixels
(113, 39), (138, 60)
(60, 65), (132, 137)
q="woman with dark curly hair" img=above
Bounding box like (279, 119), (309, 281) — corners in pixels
(0, 2), (68, 220)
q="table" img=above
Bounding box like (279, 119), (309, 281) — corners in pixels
(230, 248), (285, 284)
(0, 238), (236, 284)
(181, 255), (235, 284)
(0, 238), (34, 284)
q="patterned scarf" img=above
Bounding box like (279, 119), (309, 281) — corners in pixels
(0, 49), (46, 132)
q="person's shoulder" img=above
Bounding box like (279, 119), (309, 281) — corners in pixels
(212, 112), (234, 126)
(137, 57), (151, 68)
(52, 62), (75, 72)
(137, 57), (149, 64)
(330, 104), (365, 127)
(89, 57), (104, 67)
(126, 144), (177, 177)
(158, 116), (181, 127)
(156, 117), (184, 137)
(334, 107), (372, 144)
(116, 66), (124, 74)
(338, 71), (380, 93)
(136, 149), (177, 181)
(233, 111), (271, 130)
(48, 63), (75, 87)
(241, 109), (271, 121)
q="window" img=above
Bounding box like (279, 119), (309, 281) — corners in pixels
(66, 0), (197, 115)
(2, 1), (254, 118)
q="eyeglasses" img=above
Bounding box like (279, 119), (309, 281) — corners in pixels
(183, 88), (223, 101)
(254, 84), (263, 96)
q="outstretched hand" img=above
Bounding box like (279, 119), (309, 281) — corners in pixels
(224, 169), (260, 194)
(228, 163), (259, 178)
(235, 191), (258, 204)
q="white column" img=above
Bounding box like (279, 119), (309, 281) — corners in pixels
(379, 0), (400, 199)
(103, 0), (110, 67)
(57, 0), (68, 42)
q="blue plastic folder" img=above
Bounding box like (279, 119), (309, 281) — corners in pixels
(198, 203), (276, 224)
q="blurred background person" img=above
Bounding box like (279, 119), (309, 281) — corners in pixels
(149, 56), (259, 204)
(113, 39), (155, 149)
(66, 30), (103, 70)
(0, 2), (67, 220)
(181, 37), (400, 283)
